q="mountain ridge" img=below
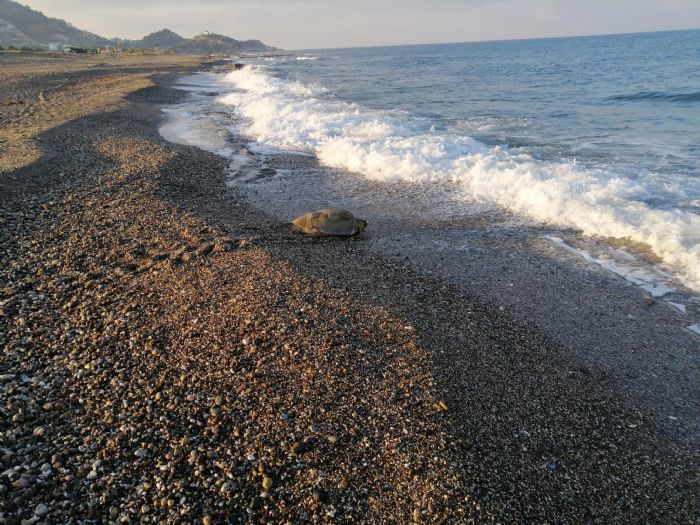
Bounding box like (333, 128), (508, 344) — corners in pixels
(0, 0), (279, 52)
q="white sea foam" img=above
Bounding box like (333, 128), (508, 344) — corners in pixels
(160, 105), (231, 157)
(296, 56), (319, 61)
(218, 65), (700, 291)
(546, 236), (677, 297)
(160, 103), (252, 173)
(667, 302), (687, 314)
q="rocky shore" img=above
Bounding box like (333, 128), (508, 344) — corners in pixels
(1, 54), (698, 524)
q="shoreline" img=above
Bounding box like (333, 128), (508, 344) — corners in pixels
(1, 55), (698, 523)
(165, 66), (700, 443)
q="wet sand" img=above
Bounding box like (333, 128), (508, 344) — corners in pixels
(231, 163), (700, 444)
(1, 54), (698, 524)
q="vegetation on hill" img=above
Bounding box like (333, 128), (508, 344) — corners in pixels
(0, 0), (111, 48)
(135, 29), (184, 50)
(0, 0), (279, 52)
(173, 32), (278, 54)
(120, 30), (279, 54)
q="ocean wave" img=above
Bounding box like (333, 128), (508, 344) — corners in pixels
(219, 65), (700, 291)
(296, 56), (319, 61)
(605, 90), (700, 103)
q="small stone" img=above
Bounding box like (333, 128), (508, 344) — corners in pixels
(35, 503), (49, 516)
(312, 489), (327, 503)
(214, 395), (223, 405)
(134, 448), (148, 458)
(262, 476), (273, 490)
(12, 478), (29, 489)
(327, 435), (339, 444)
(435, 400), (448, 412)
(202, 516), (212, 525)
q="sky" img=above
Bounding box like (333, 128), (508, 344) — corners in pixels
(20, 0), (700, 50)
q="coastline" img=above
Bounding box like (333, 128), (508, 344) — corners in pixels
(1, 55), (697, 523)
(166, 65), (700, 442)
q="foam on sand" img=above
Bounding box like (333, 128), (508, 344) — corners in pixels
(218, 65), (700, 292)
(546, 236), (677, 297)
(667, 302), (688, 315)
(159, 102), (251, 173)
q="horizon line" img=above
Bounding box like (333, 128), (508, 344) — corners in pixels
(292, 26), (699, 52)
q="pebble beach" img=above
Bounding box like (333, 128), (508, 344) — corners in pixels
(0, 53), (698, 524)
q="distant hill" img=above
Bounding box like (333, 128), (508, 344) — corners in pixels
(120, 29), (278, 54)
(173, 32), (278, 54)
(137, 29), (184, 50)
(0, 0), (279, 52)
(0, 0), (111, 49)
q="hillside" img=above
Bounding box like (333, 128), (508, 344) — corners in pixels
(174, 32), (277, 54)
(121, 29), (278, 54)
(0, 0), (111, 49)
(0, 0), (278, 52)
(137, 29), (184, 50)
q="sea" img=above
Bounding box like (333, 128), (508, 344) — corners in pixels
(161, 29), (700, 299)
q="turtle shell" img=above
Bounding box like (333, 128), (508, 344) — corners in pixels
(292, 208), (366, 237)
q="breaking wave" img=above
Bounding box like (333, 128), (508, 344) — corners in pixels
(219, 65), (700, 291)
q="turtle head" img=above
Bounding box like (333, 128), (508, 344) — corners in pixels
(355, 218), (368, 234)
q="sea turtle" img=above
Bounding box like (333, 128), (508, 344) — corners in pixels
(292, 208), (367, 237)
